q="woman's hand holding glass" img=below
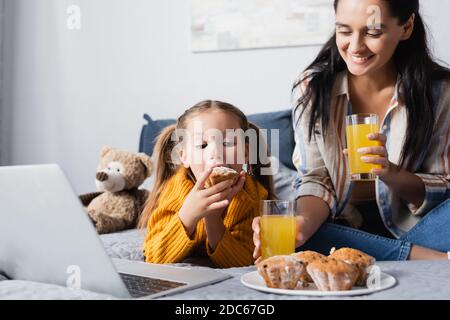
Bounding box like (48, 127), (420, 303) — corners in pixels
(344, 132), (398, 180)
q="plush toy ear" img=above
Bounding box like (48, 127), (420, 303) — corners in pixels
(100, 146), (113, 158)
(137, 153), (153, 178)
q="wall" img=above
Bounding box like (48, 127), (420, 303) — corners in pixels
(0, 0), (5, 165)
(2, 0), (449, 193)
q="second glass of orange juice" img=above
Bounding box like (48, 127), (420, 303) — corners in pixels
(345, 113), (381, 181)
(260, 200), (296, 260)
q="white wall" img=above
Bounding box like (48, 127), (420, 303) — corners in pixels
(0, 0), (5, 165)
(2, 0), (450, 194)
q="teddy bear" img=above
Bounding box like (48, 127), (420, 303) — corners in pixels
(80, 147), (153, 234)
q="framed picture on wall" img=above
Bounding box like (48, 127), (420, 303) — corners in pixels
(190, 0), (335, 52)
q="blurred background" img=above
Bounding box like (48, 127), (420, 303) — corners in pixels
(0, 0), (449, 193)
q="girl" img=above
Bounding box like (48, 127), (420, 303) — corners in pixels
(138, 100), (275, 268)
(253, 0), (450, 261)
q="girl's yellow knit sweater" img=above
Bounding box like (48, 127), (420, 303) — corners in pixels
(143, 167), (268, 268)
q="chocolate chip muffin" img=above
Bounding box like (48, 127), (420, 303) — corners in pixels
(306, 257), (359, 291)
(329, 247), (375, 286)
(256, 255), (306, 290)
(291, 251), (326, 283)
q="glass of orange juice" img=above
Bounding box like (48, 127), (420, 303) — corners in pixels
(345, 113), (381, 181)
(260, 200), (296, 260)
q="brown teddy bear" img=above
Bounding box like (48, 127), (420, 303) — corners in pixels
(80, 147), (153, 234)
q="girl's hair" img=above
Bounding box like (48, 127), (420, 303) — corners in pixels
(294, 0), (450, 171)
(137, 100), (275, 229)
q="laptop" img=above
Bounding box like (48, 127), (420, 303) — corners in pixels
(0, 164), (231, 299)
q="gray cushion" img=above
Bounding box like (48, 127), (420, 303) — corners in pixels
(139, 114), (175, 157)
(139, 109), (295, 170)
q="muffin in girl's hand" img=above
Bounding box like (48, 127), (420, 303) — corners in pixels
(329, 247), (375, 286)
(256, 255), (307, 290)
(306, 257), (359, 291)
(204, 166), (239, 188)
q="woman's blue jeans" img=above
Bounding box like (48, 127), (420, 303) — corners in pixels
(298, 199), (450, 261)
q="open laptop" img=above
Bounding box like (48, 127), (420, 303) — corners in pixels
(0, 164), (231, 299)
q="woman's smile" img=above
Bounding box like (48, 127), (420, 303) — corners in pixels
(348, 53), (375, 65)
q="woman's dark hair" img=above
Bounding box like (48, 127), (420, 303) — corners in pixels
(293, 0), (450, 170)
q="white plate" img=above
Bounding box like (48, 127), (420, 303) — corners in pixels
(240, 270), (396, 297)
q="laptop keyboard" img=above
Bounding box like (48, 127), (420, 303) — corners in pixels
(119, 273), (187, 298)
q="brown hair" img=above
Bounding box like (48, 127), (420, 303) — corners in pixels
(137, 100), (275, 229)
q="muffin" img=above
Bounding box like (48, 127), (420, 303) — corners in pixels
(291, 251), (326, 283)
(306, 257), (359, 291)
(256, 255), (306, 290)
(205, 166), (239, 188)
(329, 247), (375, 286)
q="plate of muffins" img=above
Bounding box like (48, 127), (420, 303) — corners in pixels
(241, 248), (396, 296)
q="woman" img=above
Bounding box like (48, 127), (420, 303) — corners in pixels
(253, 0), (450, 261)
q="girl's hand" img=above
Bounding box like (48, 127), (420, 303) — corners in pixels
(204, 170), (246, 219)
(179, 168), (235, 234)
(205, 168), (246, 216)
(343, 133), (398, 180)
(202, 170), (246, 251)
(252, 216), (308, 264)
(225, 170), (246, 203)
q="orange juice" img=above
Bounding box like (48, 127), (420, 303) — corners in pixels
(346, 123), (381, 179)
(260, 215), (296, 260)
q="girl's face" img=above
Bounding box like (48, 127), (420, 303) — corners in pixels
(335, 0), (415, 77)
(179, 110), (247, 181)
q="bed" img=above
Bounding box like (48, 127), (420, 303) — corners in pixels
(1, 228), (449, 299)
